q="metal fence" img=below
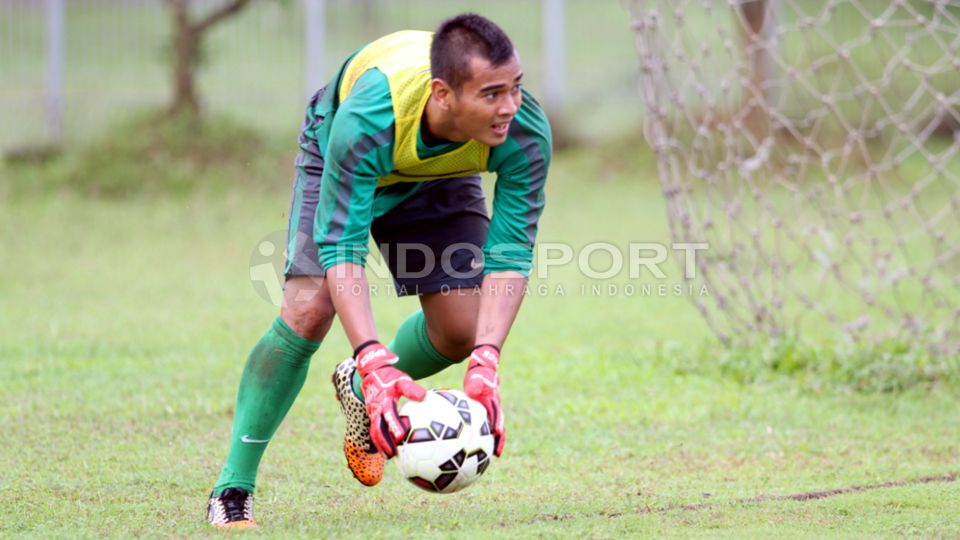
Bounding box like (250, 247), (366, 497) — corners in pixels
(0, 0), (641, 151)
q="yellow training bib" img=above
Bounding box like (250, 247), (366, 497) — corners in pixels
(339, 31), (490, 187)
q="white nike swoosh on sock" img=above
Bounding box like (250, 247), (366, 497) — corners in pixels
(240, 435), (269, 444)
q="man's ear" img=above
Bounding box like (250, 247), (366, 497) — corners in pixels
(431, 79), (454, 109)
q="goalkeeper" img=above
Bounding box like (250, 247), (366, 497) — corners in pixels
(206, 13), (551, 528)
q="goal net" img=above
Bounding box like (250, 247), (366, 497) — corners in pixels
(629, 0), (960, 354)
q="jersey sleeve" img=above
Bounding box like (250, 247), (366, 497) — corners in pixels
(483, 89), (552, 276)
(314, 69), (395, 271)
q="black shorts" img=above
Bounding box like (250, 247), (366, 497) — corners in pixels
(284, 89), (489, 296)
(370, 177), (489, 296)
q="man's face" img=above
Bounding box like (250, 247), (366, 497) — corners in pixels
(446, 53), (523, 146)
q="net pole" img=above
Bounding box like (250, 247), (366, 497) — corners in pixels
(542, 0), (566, 115)
(46, 0), (65, 143)
(304, 0), (326, 101)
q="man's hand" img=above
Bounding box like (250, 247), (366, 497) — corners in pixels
(356, 342), (426, 457)
(464, 344), (505, 456)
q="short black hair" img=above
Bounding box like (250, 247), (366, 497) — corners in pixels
(431, 13), (515, 92)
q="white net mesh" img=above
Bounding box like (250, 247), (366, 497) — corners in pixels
(630, 0), (960, 354)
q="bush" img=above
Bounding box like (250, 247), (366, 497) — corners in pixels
(5, 111), (267, 199)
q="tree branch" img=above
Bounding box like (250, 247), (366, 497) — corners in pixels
(193, 0), (251, 35)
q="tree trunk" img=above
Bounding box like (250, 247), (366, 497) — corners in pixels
(738, 0), (771, 139)
(170, 0), (200, 115)
(164, 0), (251, 117)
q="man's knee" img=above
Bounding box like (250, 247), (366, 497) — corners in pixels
(430, 324), (475, 362)
(281, 278), (335, 341)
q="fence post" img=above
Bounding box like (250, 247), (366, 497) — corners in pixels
(542, 0), (565, 115)
(304, 0), (326, 101)
(46, 0), (64, 143)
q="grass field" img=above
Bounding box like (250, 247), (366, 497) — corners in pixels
(3, 138), (959, 537)
(3, 1), (959, 536)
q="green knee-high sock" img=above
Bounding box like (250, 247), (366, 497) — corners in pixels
(214, 317), (320, 495)
(351, 309), (457, 398)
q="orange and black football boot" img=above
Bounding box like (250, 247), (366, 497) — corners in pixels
(331, 358), (385, 486)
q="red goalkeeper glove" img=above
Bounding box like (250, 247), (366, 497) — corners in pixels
(355, 341), (426, 457)
(464, 344), (505, 457)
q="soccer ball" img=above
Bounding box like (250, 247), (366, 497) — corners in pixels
(395, 388), (495, 493)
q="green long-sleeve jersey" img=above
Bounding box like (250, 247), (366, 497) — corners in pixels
(302, 52), (552, 276)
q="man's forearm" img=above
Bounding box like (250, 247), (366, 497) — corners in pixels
(325, 262), (378, 349)
(474, 271), (527, 349)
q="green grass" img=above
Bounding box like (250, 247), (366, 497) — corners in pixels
(2, 140), (959, 537)
(4, 2), (958, 536)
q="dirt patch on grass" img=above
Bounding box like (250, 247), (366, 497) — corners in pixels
(658, 472), (959, 515)
(525, 471), (959, 524)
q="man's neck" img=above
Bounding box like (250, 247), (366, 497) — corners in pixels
(422, 95), (464, 145)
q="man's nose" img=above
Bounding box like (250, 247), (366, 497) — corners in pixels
(498, 94), (519, 116)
